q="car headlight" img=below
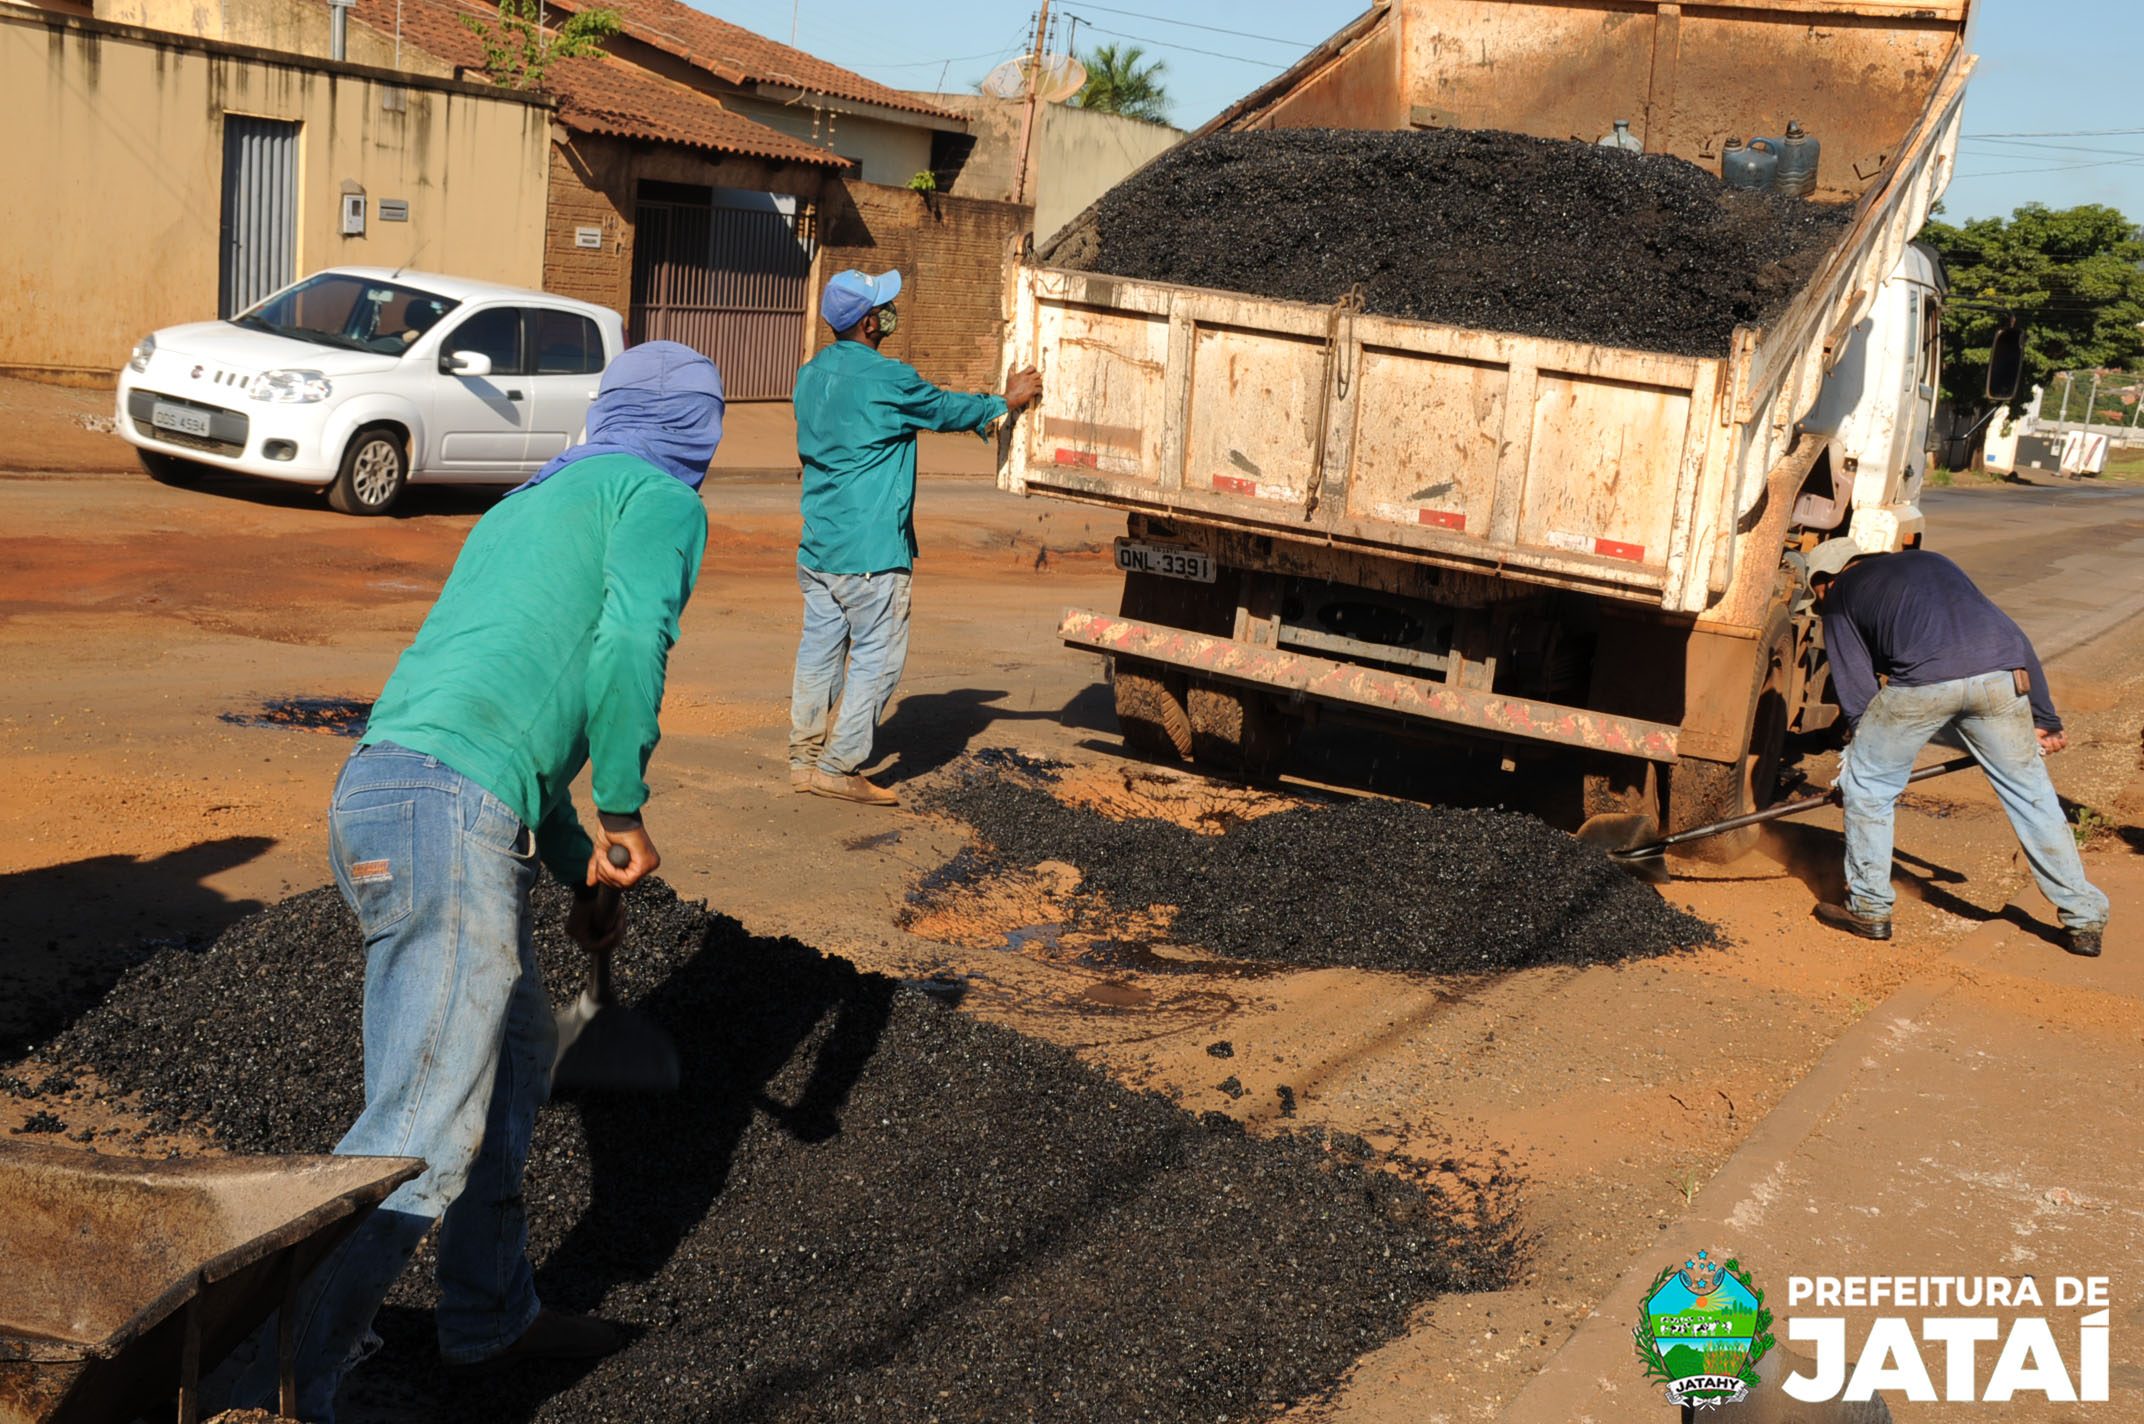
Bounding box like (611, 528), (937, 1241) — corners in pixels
(252, 369), (333, 403)
(128, 335), (155, 374)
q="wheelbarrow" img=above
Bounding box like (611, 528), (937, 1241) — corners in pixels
(0, 1139), (422, 1424)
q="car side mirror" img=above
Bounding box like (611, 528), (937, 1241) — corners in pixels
(442, 350), (494, 377)
(1985, 324), (2025, 403)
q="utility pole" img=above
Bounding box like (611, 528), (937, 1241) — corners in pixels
(2085, 371), (2102, 435)
(790, 0), (799, 46)
(1013, 1), (1050, 206)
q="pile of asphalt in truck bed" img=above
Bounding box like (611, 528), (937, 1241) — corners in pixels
(40, 879), (1520, 1423)
(1041, 127), (1851, 357)
(923, 773), (1717, 970)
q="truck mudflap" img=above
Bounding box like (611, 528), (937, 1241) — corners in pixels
(1061, 609), (1682, 762)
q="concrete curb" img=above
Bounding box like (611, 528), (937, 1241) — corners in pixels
(1495, 968), (1961, 1422)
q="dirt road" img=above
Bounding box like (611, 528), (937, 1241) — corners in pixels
(5, 448), (2140, 1421)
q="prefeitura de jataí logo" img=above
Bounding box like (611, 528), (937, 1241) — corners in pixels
(1634, 1250), (1776, 1409)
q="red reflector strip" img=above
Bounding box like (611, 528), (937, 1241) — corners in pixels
(1213, 474), (1256, 496)
(1417, 509), (1467, 531)
(1052, 448), (1099, 468)
(1594, 538), (1647, 562)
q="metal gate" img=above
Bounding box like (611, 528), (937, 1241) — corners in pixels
(219, 116), (300, 318)
(631, 186), (816, 400)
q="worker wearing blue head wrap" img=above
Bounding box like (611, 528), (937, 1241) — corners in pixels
(228, 342), (720, 1419)
(508, 338), (725, 493)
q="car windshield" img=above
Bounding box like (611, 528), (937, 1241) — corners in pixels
(232, 274), (461, 357)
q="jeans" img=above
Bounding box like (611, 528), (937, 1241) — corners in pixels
(1839, 671), (2109, 931)
(789, 565), (912, 777)
(231, 742), (552, 1421)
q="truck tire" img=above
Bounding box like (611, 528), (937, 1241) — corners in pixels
(1186, 680), (1298, 777)
(1666, 620), (1793, 862)
(1112, 659), (1193, 761)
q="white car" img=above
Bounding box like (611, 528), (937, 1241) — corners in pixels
(117, 268), (625, 515)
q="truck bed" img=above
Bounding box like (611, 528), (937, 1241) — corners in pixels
(1001, 0), (1974, 623)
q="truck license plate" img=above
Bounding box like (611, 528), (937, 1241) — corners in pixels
(151, 402), (212, 438)
(1114, 538), (1214, 583)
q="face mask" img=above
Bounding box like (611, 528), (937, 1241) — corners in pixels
(874, 306), (899, 337)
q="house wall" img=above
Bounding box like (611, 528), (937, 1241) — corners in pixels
(726, 96), (935, 188)
(1033, 104), (1183, 246)
(543, 128), (829, 322)
(922, 92), (1182, 244)
(807, 181), (1029, 392)
(1, 4), (550, 378)
(93, 0), (454, 74)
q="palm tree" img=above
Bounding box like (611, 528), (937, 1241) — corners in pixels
(1076, 44), (1170, 123)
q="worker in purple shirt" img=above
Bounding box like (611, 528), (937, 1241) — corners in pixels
(1806, 540), (2107, 955)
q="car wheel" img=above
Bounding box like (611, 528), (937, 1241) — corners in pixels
(137, 448), (202, 486)
(329, 427), (409, 515)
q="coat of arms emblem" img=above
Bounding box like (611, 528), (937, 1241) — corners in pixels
(1634, 1250), (1775, 1409)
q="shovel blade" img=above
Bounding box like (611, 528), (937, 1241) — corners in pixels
(1576, 810), (1660, 855)
(552, 992), (680, 1095)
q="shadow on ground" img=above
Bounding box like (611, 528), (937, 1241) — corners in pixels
(0, 836), (272, 1058)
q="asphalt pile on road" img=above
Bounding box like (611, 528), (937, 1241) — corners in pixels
(1042, 127), (1851, 356)
(922, 771), (1719, 971)
(40, 879), (1522, 1423)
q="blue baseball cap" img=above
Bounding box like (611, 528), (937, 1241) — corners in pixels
(821, 268), (901, 331)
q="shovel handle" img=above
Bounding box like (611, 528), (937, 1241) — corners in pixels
(585, 843), (631, 999)
(1653, 753), (1978, 852)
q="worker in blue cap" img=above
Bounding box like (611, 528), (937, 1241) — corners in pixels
(223, 342), (721, 1419)
(787, 268), (1040, 804)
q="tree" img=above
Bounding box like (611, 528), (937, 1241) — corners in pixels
(1075, 43), (1170, 123)
(1921, 202), (2144, 406)
(461, 0), (620, 90)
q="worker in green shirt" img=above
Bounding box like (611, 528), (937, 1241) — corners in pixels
(229, 342), (719, 1420)
(788, 268), (1041, 804)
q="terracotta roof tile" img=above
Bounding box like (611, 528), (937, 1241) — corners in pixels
(342, 0), (845, 166)
(549, 0), (961, 122)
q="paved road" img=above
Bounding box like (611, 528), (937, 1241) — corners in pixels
(1924, 482), (2144, 663)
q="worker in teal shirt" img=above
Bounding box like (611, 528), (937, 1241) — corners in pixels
(788, 268), (1040, 804)
(230, 342), (718, 1420)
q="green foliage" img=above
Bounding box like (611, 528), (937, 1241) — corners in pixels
(1075, 43), (1170, 124)
(908, 170), (938, 194)
(1922, 203), (2144, 406)
(460, 0), (621, 90)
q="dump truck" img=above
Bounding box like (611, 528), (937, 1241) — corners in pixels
(999, 0), (2004, 848)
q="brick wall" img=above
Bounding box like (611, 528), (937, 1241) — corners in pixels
(808, 180), (1032, 393)
(543, 130), (828, 326)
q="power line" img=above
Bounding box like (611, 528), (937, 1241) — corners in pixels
(1045, 1), (1314, 49)
(1962, 126), (2144, 139)
(1961, 138), (2144, 158)
(1060, 15), (1290, 68)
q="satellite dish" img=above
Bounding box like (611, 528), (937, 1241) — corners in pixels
(982, 53), (1087, 103)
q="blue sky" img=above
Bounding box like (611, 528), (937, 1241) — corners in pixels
(706, 0), (2142, 225)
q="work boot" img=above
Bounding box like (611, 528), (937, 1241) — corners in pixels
(1814, 902), (1892, 941)
(449, 1309), (623, 1375)
(808, 768), (898, 806)
(2067, 926), (2103, 958)
(790, 764), (814, 793)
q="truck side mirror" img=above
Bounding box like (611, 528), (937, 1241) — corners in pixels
(442, 350), (494, 378)
(1985, 324), (2024, 403)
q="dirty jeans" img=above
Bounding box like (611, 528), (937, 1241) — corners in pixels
(230, 742), (552, 1421)
(788, 566), (913, 777)
(1839, 671), (2108, 931)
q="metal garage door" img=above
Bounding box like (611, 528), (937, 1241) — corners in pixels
(220, 116), (300, 318)
(631, 185), (816, 400)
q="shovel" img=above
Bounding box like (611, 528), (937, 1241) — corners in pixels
(1578, 754), (1978, 883)
(551, 844), (681, 1094)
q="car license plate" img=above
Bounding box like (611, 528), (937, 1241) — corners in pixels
(1114, 538), (1214, 583)
(151, 402), (212, 438)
